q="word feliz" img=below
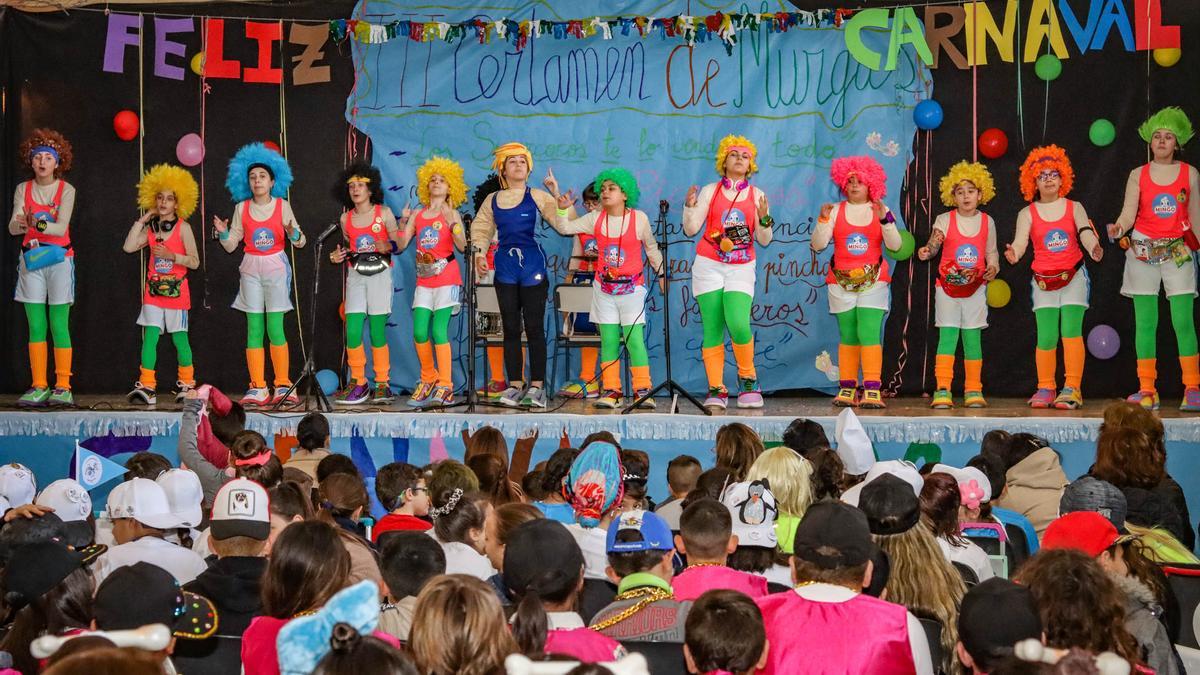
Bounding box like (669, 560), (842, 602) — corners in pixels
(846, 0), (1180, 70)
(102, 14), (332, 85)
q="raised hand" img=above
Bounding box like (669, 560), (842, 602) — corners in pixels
(212, 215), (229, 233)
(556, 189), (577, 210)
(543, 167), (560, 197)
(685, 185), (699, 208)
(757, 192), (770, 218)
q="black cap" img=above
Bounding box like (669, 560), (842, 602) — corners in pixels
(93, 562), (218, 640)
(858, 474), (921, 536)
(958, 578), (1043, 670)
(502, 519), (584, 598)
(2, 541), (104, 610)
(1060, 476), (1128, 533)
(793, 501), (877, 570)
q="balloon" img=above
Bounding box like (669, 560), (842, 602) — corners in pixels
(113, 110), (139, 141)
(189, 52), (205, 76)
(1089, 119), (1116, 147)
(175, 133), (205, 167)
(263, 141), (281, 153)
(978, 128), (1009, 159)
(316, 369), (340, 396)
(887, 230), (916, 261)
(913, 100), (944, 131)
(1153, 48), (1181, 67)
(1034, 54), (1062, 81)
(1087, 325), (1121, 360)
(986, 279), (1011, 308)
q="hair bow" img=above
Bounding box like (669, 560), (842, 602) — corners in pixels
(276, 580), (380, 674)
(959, 479), (985, 511)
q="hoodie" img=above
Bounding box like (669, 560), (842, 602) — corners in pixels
(1110, 572), (1181, 675)
(174, 556), (267, 675)
(994, 447), (1067, 537)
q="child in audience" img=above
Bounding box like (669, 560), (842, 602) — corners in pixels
(312, 623), (417, 675)
(372, 462), (432, 541)
(655, 454), (701, 530)
(155, 468), (204, 550)
(719, 480), (790, 587)
(409, 575), (517, 675)
(483, 502), (543, 580)
(590, 509), (690, 641)
(0, 541), (99, 675)
(91, 562), (217, 663)
(34, 478), (96, 548)
(672, 498), (768, 600)
(921, 472), (994, 582)
(265, 481), (311, 555)
(714, 422), (764, 481)
(991, 433), (1068, 536)
(565, 441), (626, 580)
(747, 447), (814, 555)
(377, 532), (446, 641)
(619, 451), (651, 511)
(283, 412), (330, 482)
(468, 453), (521, 505)
(92, 477), (206, 585)
(781, 418), (830, 457)
(684, 590), (770, 675)
(532, 448), (579, 524)
(956, 578), (1044, 675)
(966, 452), (1040, 555)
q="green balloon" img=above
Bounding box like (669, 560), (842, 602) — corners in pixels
(1090, 119), (1116, 147)
(888, 230), (916, 261)
(1035, 54), (1062, 81)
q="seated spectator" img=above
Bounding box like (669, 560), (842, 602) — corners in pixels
(264, 481), (311, 555)
(483, 502), (543, 597)
(807, 447), (846, 501)
(312, 623), (417, 675)
(275, 581), (402, 674)
(464, 425), (528, 497)
(0, 510), (67, 564)
(409, 575), (517, 675)
(619, 451), (653, 512)
(965, 453), (1040, 556)
(532, 448), (579, 524)
(720, 480), (790, 587)
(1060, 474), (1199, 564)
(590, 510), (690, 642)
(377, 532), (446, 642)
(316, 453), (361, 484)
(315, 472), (383, 588)
(156, 468), (205, 550)
(672, 498), (768, 601)
(92, 562), (217, 662)
(92, 478), (206, 584)
(284, 412), (331, 483)
(921, 472), (994, 582)
(431, 486), (494, 580)
(781, 417), (830, 458)
(991, 434), (1068, 537)
(748, 448), (814, 554)
(714, 423), (765, 482)
(956, 578), (1044, 674)
(521, 469), (546, 503)
(565, 442), (626, 580)
(468, 453), (521, 506)
(42, 645), (165, 675)
(122, 453), (171, 483)
(684, 590), (770, 675)
(655, 454), (701, 530)
(373, 462), (432, 542)
(1092, 420), (1191, 548)
(33, 478), (95, 548)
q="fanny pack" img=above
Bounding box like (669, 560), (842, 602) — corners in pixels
(833, 262), (881, 292)
(350, 252), (391, 276)
(22, 243), (67, 271)
(1131, 236), (1192, 268)
(415, 252), (451, 279)
(147, 274), (183, 298)
(939, 264), (984, 298)
(1033, 260), (1082, 291)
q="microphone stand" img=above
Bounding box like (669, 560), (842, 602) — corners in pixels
(623, 200), (711, 415)
(273, 224), (335, 412)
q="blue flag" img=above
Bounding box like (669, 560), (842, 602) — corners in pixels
(75, 442), (126, 491)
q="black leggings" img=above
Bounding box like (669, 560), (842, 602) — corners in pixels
(495, 280), (548, 383)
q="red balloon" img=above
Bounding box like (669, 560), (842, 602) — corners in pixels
(978, 128), (1008, 159)
(113, 110), (139, 141)
(262, 141), (281, 153)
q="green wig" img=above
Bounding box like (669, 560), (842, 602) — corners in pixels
(1139, 106), (1194, 146)
(592, 168), (640, 208)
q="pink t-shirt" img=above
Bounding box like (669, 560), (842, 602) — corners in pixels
(241, 616), (402, 675)
(672, 564), (770, 601)
(545, 627), (626, 662)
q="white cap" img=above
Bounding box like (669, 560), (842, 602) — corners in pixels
(841, 460), (924, 507)
(0, 463), (37, 508)
(931, 464), (992, 507)
(0, 495), (10, 515)
(720, 480), (778, 549)
(209, 479), (271, 540)
(106, 478), (180, 530)
(35, 479), (93, 522)
(156, 469), (204, 529)
(834, 409), (875, 476)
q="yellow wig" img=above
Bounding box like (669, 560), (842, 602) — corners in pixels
(137, 164), (199, 220)
(715, 134), (759, 177)
(417, 156), (468, 208)
(1019, 145), (1074, 202)
(938, 161), (997, 207)
(492, 142), (533, 188)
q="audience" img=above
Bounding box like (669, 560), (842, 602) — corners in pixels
(713, 422), (765, 481)
(991, 433), (1068, 536)
(284, 412), (331, 482)
(720, 480), (790, 586)
(957, 578), (1044, 674)
(92, 477), (207, 584)
(672, 498), (768, 600)
(483, 502), (543, 581)
(565, 442), (626, 580)
(747, 447), (814, 555)
(921, 472), (995, 582)
(0, 541), (97, 674)
(377, 532), (446, 641)
(654, 454), (701, 530)
(531, 448), (579, 524)
(372, 461), (432, 542)
(684, 590), (769, 675)
(409, 574), (517, 675)
(590, 510), (690, 641)
(781, 417), (830, 458)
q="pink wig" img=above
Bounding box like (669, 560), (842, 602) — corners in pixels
(830, 155), (888, 202)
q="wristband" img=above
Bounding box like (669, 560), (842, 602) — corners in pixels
(556, 208), (569, 217)
(289, 227), (302, 243)
(759, 214), (775, 228)
(817, 215), (831, 225)
(218, 230), (230, 241)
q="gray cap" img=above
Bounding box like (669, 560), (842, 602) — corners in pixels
(1060, 476), (1127, 532)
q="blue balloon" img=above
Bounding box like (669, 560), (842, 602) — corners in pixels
(913, 100), (944, 131)
(316, 369), (340, 396)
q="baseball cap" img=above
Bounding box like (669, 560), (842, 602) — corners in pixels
(93, 561), (218, 639)
(0, 463), (37, 508)
(1060, 476), (1128, 532)
(503, 519), (584, 596)
(106, 478), (181, 530)
(930, 464), (992, 508)
(857, 473), (921, 535)
(209, 478), (271, 540)
(606, 509), (674, 553)
(959, 578), (1043, 670)
(156, 470), (205, 529)
(1042, 511), (1133, 557)
(841, 460), (923, 507)
(793, 501), (876, 570)
(35, 479), (92, 523)
(720, 480), (779, 549)
(2, 541), (105, 610)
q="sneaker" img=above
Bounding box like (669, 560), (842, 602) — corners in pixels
(963, 391), (988, 408)
(1126, 390), (1160, 411)
(478, 381), (508, 401)
(833, 380), (859, 407)
(17, 387), (50, 407)
(174, 381), (195, 403)
(633, 388), (657, 409)
(47, 387), (74, 407)
(736, 378), (764, 409)
(373, 382), (395, 405)
(1180, 387), (1200, 413)
(406, 381), (435, 408)
(428, 385), (454, 407)
(272, 386), (300, 407)
(338, 381), (371, 406)
(1027, 388), (1056, 409)
(557, 378), (600, 399)
(127, 383), (157, 406)
(930, 389), (953, 409)
(241, 387), (271, 406)
(521, 386), (548, 409)
(704, 386), (728, 410)
(499, 384), (527, 408)
(594, 390), (623, 409)
(859, 381), (886, 409)
(1053, 387), (1083, 410)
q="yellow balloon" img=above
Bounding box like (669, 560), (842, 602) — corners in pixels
(986, 279), (1011, 308)
(1154, 48), (1181, 67)
(190, 52), (206, 77)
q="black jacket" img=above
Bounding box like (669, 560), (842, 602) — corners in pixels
(173, 556), (267, 675)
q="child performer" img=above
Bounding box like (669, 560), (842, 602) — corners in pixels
(328, 162), (402, 406)
(556, 183), (602, 400)
(812, 156), (900, 409)
(682, 135), (773, 410)
(1107, 107), (1200, 412)
(123, 165), (201, 405)
(917, 161), (1000, 409)
(552, 169), (664, 409)
(11, 129), (76, 407)
(1005, 145), (1103, 410)
(214, 143), (306, 407)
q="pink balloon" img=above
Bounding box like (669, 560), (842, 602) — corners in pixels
(176, 133), (205, 167)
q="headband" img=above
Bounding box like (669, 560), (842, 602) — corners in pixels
(233, 451), (272, 467)
(30, 146), (60, 162)
(725, 145), (754, 157)
(346, 175), (372, 184)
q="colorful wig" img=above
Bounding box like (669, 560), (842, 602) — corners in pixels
(565, 441), (625, 528)
(19, 129), (73, 177)
(417, 156), (468, 208)
(333, 162), (383, 210)
(137, 164), (200, 220)
(225, 143), (293, 203)
(1019, 145), (1074, 202)
(938, 161), (996, 207)
(492, 142), (533, 188)
(1139, 106), (1194, 146)
(592, 167), (641, 208)
(830, 155), (887, 202)
(715, 134), (759, 177)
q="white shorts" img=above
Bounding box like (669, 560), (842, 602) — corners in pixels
(14, 256), (74, 305)
(692, 255), (756, 297)
(827, 280), (891, 314)
(233, 252), (293, 313)
(137, 305), (189, 333)
(1031, 267), (1089, 310)
(345, 267), (395, 315)
(934, 284), (988, 329)
(1120, 248), (1197, 298)
(590, 283), (647, 326)
(413, 284), (461, 312)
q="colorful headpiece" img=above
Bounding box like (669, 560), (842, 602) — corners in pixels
(492, 142), (533, 188)
(225, 143), (293, 203)
(1139, 106), (1194, 146)
(565, 442), (625, 528)
(715, 135), (758, 177)
(592, 167), (641, 208)
(19, 129), (73, 176)
(830, 156), (888, 202)
(137, 164), (200, 220)
(333, 162), (383, 210)
(938, 161), (996, 207)
(276, 581), (380, 675)
(1019, 145), (1074, 201)
(416, 156), (468, 208)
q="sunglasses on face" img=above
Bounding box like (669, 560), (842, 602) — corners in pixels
(1037, 171), (1060, 182)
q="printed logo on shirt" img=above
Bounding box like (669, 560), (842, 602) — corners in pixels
(722, 208), (747, 230)
(31, 207), (57, 223)
(153, 256), (174, 274)
(252, 227), (275, 251)
(1043, 229), (1070, 253)
(1152, 193), (1179, 218)
(582, 238), (599, 256)
(955, 244), (979, 268)
(354, 234), (377, 253)
(419, 226), (440, 251)
(603, 244), (626, 268)
(845, 233), (870, 256)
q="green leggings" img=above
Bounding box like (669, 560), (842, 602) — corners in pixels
(141, 327), (193, 370)
(1132, 294), (1198, 359)
(1034, 305), (1085, 350)
(246, 312), (287, 348)
(410, 308), (451, 347)
(25, 303), (71, 347)
(697, 290), (753, 347)
(834, 307), (886, 346)
(348, 313), (390, 349)
(936, 327), (982, 360)
(598, 323), (648, 366)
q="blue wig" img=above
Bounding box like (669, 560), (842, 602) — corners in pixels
(225, 143), (294, 202)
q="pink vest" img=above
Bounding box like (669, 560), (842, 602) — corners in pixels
(544, 627), (625, 662)
(672, 565), (769, 602)
(755, 591), (915, 675)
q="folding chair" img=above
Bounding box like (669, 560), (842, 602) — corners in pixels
(550, 283), (625, 395)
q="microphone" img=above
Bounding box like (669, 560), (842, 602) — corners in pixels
(317, 222), (341, 241)
(462, 212), (474, 227)
(659, 199), (670, 216)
